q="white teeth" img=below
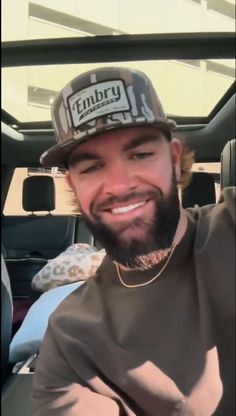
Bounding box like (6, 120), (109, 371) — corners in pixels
(111, 201), (145, 214)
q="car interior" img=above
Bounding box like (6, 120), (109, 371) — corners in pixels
(1, 1), (235, 415)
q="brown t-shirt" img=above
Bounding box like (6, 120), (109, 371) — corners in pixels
(32, 187), (235, 416)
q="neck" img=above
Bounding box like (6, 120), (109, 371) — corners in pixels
(172, 205), (188, 247)
(119, 205), (188, 272)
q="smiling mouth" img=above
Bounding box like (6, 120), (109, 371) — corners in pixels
(104, 200), (147, 215)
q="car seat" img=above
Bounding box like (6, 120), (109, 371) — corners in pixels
(220, 138), (236, 189)
(1, 253), (13, 386)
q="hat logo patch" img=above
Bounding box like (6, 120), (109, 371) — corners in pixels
(68, 80), (131, 128)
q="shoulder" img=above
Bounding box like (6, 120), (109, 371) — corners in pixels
(185, 187), (235, 272)
(48, 268), (104, 330)
(186, 187), (235, 238)
(186, 188), (235, 317)
(217, 186), (235, 222)
(50, 277), (90, 317)
(48, 255), (116, 340)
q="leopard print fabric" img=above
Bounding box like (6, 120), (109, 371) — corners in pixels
(31, 243), (106, 293)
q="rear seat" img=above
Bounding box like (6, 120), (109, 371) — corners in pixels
(2, 175), (93, 335)
(2, 175), (93, 299)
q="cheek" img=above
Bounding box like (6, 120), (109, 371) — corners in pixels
(143, 160), (173, 192)
(74, 187), (90, 212)
(73, 183), (98, 214)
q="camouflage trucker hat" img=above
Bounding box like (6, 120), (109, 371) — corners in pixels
(40, 67), (177, 168)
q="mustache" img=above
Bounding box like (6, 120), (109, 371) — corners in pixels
(92, 190), (162, 213)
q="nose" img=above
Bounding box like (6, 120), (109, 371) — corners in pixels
(102, 160), (137, 196)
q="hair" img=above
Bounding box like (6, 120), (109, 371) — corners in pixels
(178, 138), (195, 190)
(156, 130), (195, 191)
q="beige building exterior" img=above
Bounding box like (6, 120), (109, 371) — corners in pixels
(2, 0), (235, 121)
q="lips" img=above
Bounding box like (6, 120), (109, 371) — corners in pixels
(110, 201), (146, 214)
(95, 199), (154, 227)
(92, 190), (159, 221)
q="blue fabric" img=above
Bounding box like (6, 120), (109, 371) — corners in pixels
(10, 282), (84, 363)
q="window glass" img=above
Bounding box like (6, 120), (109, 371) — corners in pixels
(2, 59), (235, 123)
(2, 0), (235, 42)
(2, 0), (235, 122)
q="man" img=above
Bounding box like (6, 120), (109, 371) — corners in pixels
(32, 67), (235, 415)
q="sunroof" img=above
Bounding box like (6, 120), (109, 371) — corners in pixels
(2, 0), (235, 123)
(2, 59), (235, 122)
(2, 0), (235, 42)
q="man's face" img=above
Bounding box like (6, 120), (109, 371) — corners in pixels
(66, 126), (182, 268)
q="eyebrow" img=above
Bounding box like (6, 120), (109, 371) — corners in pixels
(68, 152), (101, 168)
(122, 134), (162, 152)
(68, 134), (162, 168)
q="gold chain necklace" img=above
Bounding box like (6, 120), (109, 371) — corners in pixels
(114, 246), (176, 288)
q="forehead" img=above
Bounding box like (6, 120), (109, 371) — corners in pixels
(69, 126), (166, 157)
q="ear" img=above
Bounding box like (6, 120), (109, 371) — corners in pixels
(65, 171), (75, 190)
(171, 138), (182, 182)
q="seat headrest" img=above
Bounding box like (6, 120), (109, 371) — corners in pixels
(182, 172), (216, 208)
(22, 176), (55, 213)
(220, 139), (236, 189)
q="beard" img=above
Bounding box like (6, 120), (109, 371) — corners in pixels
(78, 168), (180, 269)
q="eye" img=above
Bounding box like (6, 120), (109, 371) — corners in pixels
(80, 162), (104, 174)
(131, 152), (154, 160)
